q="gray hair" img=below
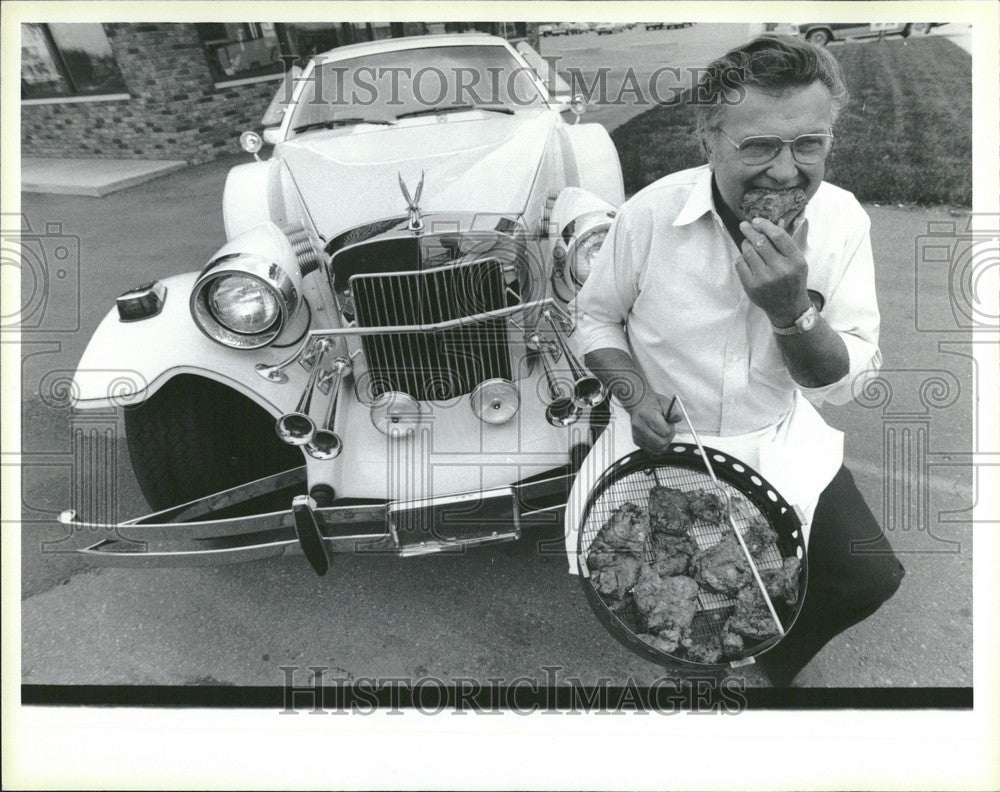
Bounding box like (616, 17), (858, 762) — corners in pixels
(693, 35), (849, 138)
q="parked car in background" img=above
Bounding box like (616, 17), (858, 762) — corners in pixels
(775, 22), (934, 46)
(594, 22), (623, 35)
(539, 23), (556, 37)
(63, 34), (624, 576)
(567, 22), (591, 34)
(645, 22), (695, 31)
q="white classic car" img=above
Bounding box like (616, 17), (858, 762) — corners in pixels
(62, 34), (624, 575)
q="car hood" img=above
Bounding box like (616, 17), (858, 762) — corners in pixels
(276, 111), (558, 238)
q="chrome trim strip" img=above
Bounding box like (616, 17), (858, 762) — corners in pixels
(57, 463), (575, 566)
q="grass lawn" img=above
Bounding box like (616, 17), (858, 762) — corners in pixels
(610, 37), (971, 206)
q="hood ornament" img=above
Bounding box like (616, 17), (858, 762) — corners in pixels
(398, 171), (425, 234)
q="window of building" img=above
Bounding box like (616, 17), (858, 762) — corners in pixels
(21, 23), (127, 99)
(196, 23), (285, 82)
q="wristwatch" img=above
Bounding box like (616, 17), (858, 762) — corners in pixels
(771, 304), (819, 335)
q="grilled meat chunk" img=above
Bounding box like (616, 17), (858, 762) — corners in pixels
(648, 486), (694, 536)
(684, 490), (727, 524)
(762, 556), (802, 606)
(648, 531), (698, 576)
(681, 632), (723, 664)
(589, 501), (649, 557)
(726, 584), (780, 641)
(721, 629), (746, 659)
(589, 554), (643, 608)
(691, 532), (751, 596)
(631, 568), (701, 651)
(586, 502), (650, 607)
(743, 520), (779, 560)
(639, 628), (692, 655)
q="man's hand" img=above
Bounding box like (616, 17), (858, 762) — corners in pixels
(624, 391), (681, 455)
(736, 215), (812, 327)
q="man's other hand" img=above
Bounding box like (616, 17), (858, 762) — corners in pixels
(624, 392), (681, 455)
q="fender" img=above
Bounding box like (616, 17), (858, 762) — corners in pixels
(557, 122), (625, 208)
(222, 158), (282, 240)
(71, 270), (295, 418)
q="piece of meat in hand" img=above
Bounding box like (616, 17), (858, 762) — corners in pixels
(726, 584), (780, 641)
(648, 531), (698, 576)
(762, 556), (801, 606)
(648, 486), (692, 536)
(691, 532), (751, 596)
(684, 490), (727, 524)
(631, 568), (700, 652)
(738, 187), (808, 225)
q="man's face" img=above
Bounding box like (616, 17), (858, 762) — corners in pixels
(705, 81), (834, 217)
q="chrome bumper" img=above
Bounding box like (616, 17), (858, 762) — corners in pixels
(56, 465), (574, 571)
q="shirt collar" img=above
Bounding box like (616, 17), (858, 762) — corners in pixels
(671, 165), (715, 227)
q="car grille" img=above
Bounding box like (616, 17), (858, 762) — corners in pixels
(351, 258), (513, 401)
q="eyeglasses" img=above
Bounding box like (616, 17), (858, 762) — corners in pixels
(719, 130), (835, 166)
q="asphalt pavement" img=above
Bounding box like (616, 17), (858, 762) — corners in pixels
(17, 24), (974, 688)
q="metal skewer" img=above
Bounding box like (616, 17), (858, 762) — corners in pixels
(669, 394), (785, 637)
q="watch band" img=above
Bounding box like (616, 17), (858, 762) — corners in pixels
(771, 322), (804, 336)
(771, 304), (818, 335)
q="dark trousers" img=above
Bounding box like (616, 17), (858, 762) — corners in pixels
(757, 466), (906, 686)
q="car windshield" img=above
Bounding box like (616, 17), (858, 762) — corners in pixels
(287, 44), (546, 136)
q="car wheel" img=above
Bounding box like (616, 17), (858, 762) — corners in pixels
(123, 374), (303, 511)
(806, 28), (832, 46)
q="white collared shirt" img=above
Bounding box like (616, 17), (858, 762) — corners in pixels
(573, 163), (882, 435)
(564, 164), (882, 545)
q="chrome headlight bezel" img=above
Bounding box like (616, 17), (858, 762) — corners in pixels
(190, 253), (299, 349)
(563, 211), (614, 288)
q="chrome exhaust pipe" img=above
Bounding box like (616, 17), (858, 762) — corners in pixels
(541, 308), (605, 408)
(529, 331), (582, 428)
(305, 357), (352, 460)
(276, 338), (331, 446)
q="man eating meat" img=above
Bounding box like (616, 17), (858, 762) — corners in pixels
(567, 36), (904, 686)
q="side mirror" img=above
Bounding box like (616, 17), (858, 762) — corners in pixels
(262, 128), (283, 145)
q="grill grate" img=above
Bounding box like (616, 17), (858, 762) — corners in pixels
(580, 459), (791, 663)
(352, 259), (512, 401)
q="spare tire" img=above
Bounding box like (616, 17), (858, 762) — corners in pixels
(123, 375), (303, 511)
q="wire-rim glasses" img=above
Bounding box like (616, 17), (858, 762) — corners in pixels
(719, 130), (835, 166)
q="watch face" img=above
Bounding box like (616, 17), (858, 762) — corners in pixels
(798, 307), (818, 331)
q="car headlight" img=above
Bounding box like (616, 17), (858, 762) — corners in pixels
(207, 274), (281, 334)
(191, 252), (301, 349)
(569, 226), (609, 287)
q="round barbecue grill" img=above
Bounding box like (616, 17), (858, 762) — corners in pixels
(576, 438), (809, 671)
